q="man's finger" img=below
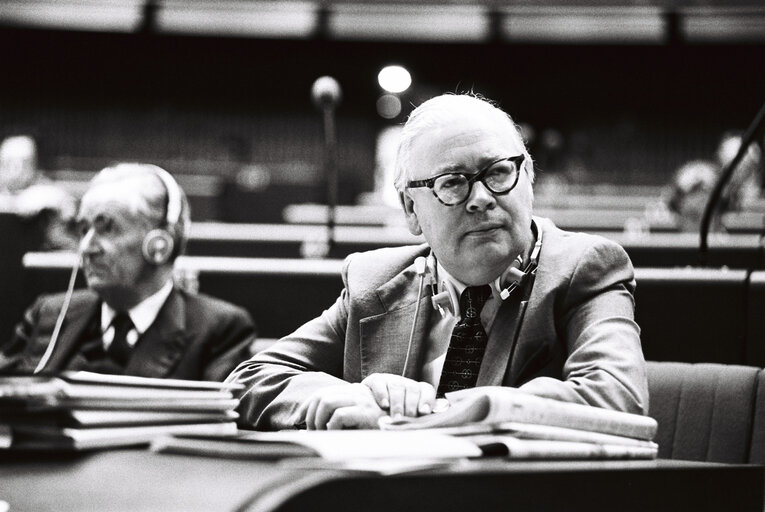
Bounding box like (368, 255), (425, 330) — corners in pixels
(417, 382), (437, 415)
(304, 396), (320, 430)
(326, 405), (362, 430)
(313, 397), (339, 430)
(290, 399), (309, 428)
(362, 374), (390, 410)
(403, 383), (420, 417)
(386, 382), (406, 418)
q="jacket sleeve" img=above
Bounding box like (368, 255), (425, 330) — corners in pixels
(0, 297), (44, 374)
(200, 304), (259, 383)
(518, 240), (649, 415)
(225, 258), (354, 430)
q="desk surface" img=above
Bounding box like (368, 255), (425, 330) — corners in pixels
(0, 450), (762, 512)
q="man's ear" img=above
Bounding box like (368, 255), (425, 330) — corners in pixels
(399, 191), (422, 236)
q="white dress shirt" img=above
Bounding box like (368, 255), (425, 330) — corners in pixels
(100, 280), (174, 351)
(420, 262), (503, 388)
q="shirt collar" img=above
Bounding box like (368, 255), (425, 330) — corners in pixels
(101, 280), (174, 334)
(435, 261), (468, 299)
(434, 219), (540, 301)
(435, 259), (518, 302)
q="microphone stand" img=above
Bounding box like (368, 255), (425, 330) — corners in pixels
(321, 102), (339, 256)
(699, 101), (765, 267)
(312, 76), (342, 258)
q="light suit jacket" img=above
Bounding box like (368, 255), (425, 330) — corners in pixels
(229, 217), (648, 429)
(1, 287), (256, 381)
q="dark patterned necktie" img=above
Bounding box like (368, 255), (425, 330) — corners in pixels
(107, 312), (134, 365)
(437, 285), (492, 397)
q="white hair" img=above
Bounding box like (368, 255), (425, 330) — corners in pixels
(393, 93), (534, 193)
(87, 163), (190, 259)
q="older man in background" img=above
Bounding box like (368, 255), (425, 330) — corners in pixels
(1, 163), (256, 380)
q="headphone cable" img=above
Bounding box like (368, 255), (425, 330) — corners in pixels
(402, 258), (428, 377)
(33, 260), (80, 374)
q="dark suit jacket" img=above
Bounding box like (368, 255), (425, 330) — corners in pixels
(1, 287), (256, 381)
(228, 217), (648, 430)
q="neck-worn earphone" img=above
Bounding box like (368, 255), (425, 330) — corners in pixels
(401, 228), (543, 378)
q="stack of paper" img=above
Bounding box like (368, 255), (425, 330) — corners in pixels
(0, 371), (240, 450)
(378, 387), (659, 460)
(151, 389), (658, 463)
(151, 429), (483, 461)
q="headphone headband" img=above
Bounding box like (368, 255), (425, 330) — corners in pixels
(137, 164), (187, 265)
(144, 164), (182, 228)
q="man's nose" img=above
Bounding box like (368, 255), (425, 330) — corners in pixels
(466, 181), (496, 212)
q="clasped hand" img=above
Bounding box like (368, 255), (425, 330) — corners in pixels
(292, 373), (437, 430)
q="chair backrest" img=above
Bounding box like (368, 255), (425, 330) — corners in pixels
(747, 271), (765, 367)
(747, 368), (765, 466)
(647, 361), (760, 463)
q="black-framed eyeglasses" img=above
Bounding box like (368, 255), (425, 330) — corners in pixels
(406, 155), (525, 206)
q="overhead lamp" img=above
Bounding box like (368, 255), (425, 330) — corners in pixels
(378, 65), (412, 94)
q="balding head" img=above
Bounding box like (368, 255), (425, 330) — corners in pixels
(394, 94), (534, 194)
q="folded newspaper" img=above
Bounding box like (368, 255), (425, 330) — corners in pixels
(379, 387), (658, 442)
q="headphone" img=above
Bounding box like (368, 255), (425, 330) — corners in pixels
(32, 165), (185, 374)
(141, 165), (184, 266)
(401, 231), (543, 377)
(426, 250), (538, 319)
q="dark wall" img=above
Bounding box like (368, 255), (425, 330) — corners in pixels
(1, 26), (763, 187)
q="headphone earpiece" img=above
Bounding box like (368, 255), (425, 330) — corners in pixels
(140, 164), (184, 265)
(142, 229), (174, 265)
(494, 256), (526, 300)
(431, 279), (459, 318)
(429, 253), (533, 318)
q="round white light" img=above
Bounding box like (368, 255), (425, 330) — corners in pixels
(376, 94), (402, 119)
(377, 65), (412, 94)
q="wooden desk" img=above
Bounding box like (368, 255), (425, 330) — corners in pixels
(0, 450), (762, 512)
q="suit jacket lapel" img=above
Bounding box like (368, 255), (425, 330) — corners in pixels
(126, 288), (188, 378)
(359, 261), (432, 380)
(477, 297), (527, 386)
(478, 217), (548, 386)
(44, 293), (100, 372)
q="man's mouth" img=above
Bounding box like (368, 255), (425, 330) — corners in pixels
(466, 224), (502, 235)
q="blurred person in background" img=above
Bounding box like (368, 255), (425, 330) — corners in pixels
(0, 163), (256, 380)
(0, 134), (78, 250)
(665, 132), (762, 232)
(716, 132), (762, 211)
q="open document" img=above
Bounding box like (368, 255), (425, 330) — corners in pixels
(378, 387), (658, 459)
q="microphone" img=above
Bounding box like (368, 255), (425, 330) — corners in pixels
(311, 76), (342, 110)
(32, 230), (92, 374)
(312, 76), (342, 257)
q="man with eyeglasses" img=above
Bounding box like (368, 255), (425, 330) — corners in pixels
(228, 93), (647, 430)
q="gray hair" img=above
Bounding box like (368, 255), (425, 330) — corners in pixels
(393, 93), (534, 193)
(88, 163), (191, 259)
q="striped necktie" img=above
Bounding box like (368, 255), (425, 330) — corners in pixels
(437, 285), (491, 397)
